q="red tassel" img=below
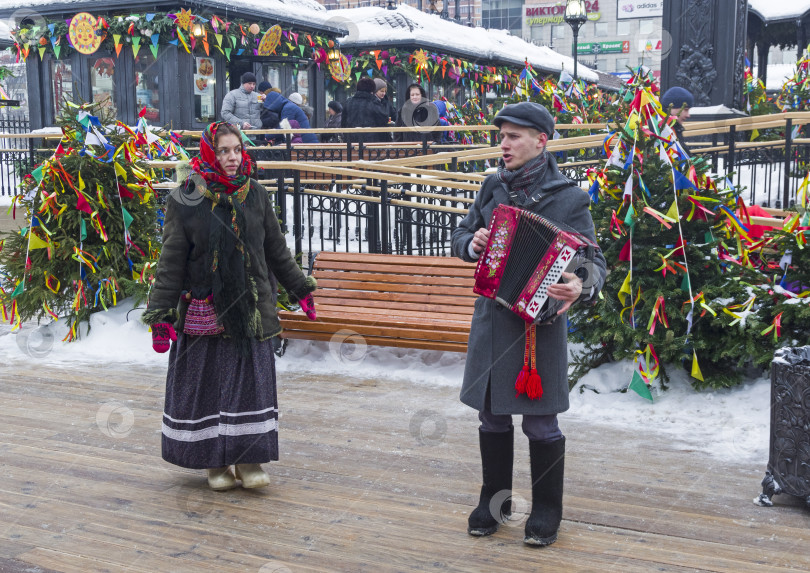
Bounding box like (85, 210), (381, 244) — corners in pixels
(515, 323), (531, 397)
(526, 324), (543, 400)
(526, 369), (543, 400)
(515, 366), (529, 396)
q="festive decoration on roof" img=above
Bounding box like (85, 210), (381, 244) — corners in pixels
(257, 25), (283, 56)
(0, 100), (188, 341)
(569, 66), (810, 393)
(9, 10), (340, 63)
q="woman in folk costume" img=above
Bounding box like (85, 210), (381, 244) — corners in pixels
(143, 122), (317, 490)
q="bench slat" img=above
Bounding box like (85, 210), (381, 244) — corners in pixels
(278, 311), (471, 332)
(281, 330), (467, 352)
(309, 288), (476, 306)
(314, 270), (475, 288)
(314, 260), (478, 278)
(311, 303), (474, 320)
(312, 297), (475, 315)
(314, 252), (475, 268)
(279, 318), (470, 342)
(316, 279), (474, 297)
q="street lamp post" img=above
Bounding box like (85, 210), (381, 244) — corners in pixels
(564, 0), (588, 81)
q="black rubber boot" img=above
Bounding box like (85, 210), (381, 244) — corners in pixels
(524, 437), (565, 546)
(467, 427), (514, 536)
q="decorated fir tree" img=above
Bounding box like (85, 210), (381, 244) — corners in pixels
(569, 68), (807, 393)
(0, 100), (184, 340)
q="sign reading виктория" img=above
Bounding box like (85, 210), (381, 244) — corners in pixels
(577, 41), (630, 54)
(616, 0), (664, 19)
(525, 0), (601, 26)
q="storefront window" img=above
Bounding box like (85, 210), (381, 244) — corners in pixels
(134, 53), (160, 123)
(89, 57), (116, 115)
(194, 56), (216, 123)
(261, 64), (282, 90)
(51, 60), (73, 120)
(291, 66), (310, 104)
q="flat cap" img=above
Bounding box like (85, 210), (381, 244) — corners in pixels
(493, 102), (555, 137)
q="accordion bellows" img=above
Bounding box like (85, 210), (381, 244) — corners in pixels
(474, 204), (599, 324)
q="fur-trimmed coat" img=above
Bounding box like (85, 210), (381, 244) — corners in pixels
(144, 174), (314, 338)
(451, 153), (606, 416)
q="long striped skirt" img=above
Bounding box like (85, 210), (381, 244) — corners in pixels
(161, 334), (279, 469)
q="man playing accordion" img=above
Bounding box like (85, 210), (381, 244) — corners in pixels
(451, 102), (607, 546)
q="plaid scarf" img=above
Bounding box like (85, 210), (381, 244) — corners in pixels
(496, 152), (548, 207)
(189, 122), (255, 195)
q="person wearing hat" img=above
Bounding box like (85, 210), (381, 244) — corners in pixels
(451, 102), (606, 547)
(341, 77), (391, 144)
(288, 92), (314, 123)
(323, 100), (343, 143)
(660, 86), (694, 153)
(221, 72), (262, 131)
(373, 78), (396, 141)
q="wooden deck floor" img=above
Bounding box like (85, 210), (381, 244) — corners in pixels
(1, 356), (809, 572)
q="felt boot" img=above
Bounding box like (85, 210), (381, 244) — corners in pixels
(523, 437), (565, 546)
(234, 463), (271, 489)
(467, 427), (514, 536)
(207, 467), (237, 491)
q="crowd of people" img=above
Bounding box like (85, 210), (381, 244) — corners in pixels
(220, 71), (450, 144)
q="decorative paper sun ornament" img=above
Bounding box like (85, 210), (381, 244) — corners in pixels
(257, 25), (282, 56)
(174, 8), (193, 31)
(413, 49), (430, 76)
(329, 54), (350, 82)
(249, 23), (261, 35)
(68, 13), (104, 55)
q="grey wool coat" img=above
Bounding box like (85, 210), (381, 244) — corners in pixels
(451, 152), (607, 416)
(221, 87), (263, 129)
(143, 174), (314, 338)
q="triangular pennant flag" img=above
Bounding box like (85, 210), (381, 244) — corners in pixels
(121, 207), (134, 229)
(132, 37), (141, 58)
(150, 44), (159, 59)
(114, 162), (127, 181)
(80, 217), (87, 241)
(54, 45), (61, 59)
(618, 240), (632, 261)
(224, 48), (231, 60)
(680, 273), (691, 293)
(628, 371), (653, 402)
(673, 169), (699, 193)
(28, 233), (49, 250)
(116, 43), (123, 57)
(665, 200), (679, 221)
(10, 281), (24, 298)
(31, 165), (44, 183)
(215, 33), (222, 46)
(39, 47), (46, 59)
(76, 193), (93, 214)
(690, 351), (704, 382)
(618, 269), (632, 306)
(151, 33), (160, 47)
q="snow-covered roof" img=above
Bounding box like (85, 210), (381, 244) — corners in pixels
(0, 0), (348, 34)
(748, 0), (810, 22)
(332, 5), (598, 83)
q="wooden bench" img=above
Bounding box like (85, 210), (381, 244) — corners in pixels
(278, 252), (477, 352)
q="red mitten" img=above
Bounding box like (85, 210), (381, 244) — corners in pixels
(299, 294), (317, 321)
(151, 323), (177, 353)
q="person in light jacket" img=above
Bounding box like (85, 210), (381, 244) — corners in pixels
(221, 72), (262, 130)
(451, 102), (606, 547)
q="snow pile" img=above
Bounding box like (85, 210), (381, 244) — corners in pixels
(333, 5), (598, 82)
(0, 298), (772, 464)
(748, 0), (810, 22)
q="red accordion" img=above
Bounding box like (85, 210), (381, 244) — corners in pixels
(473, 204), (599, 324)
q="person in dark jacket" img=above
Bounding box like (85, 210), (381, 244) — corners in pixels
(394, 83), (429, 143)
(262, 89), (318, 143)
(373, 78), (395, 142)
(660, 86), (693, 155)
(341, 77), (390, 144)
(143, 122), (317, 491)
(451, 102), (606, 547)
(323, 100), (343, 143)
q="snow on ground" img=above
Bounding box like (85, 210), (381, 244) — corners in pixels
(0, 298), (772, 465)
